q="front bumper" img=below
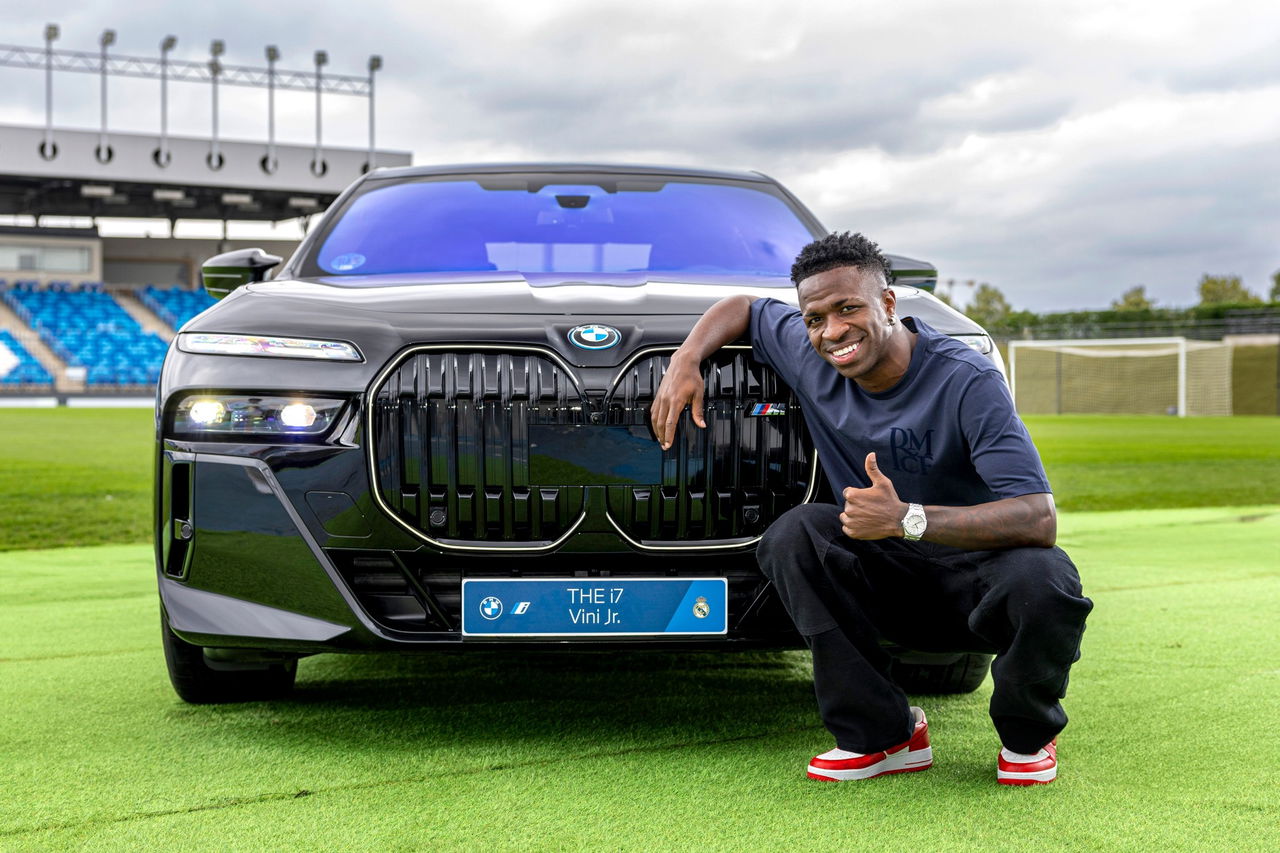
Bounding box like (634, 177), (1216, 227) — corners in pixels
(156, 432), (800, 653)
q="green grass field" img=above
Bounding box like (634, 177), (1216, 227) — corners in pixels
(1, 409), (1277, 850)
(1027, 415), (1280, 511)
(0, 409), (154, 551)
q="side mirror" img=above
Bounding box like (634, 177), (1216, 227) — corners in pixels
(201, 248), (283, 300)
(883, 252), (938, 293)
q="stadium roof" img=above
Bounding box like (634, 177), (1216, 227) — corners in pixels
(0, 123), (410, 222)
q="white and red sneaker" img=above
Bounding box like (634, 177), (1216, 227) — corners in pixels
(997, 739), (1058, 785)
(807, 707), (933, 781)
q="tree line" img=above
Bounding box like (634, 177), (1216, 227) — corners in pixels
(940, 270), (1280, 337)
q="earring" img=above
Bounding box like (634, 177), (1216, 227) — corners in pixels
(887, 315), (896, 326)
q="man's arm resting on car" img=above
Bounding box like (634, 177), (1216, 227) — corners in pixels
(841, 452), (1058, 549)
(650, 294), (758, 450)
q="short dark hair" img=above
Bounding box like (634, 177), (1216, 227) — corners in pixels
(790, 231), (893, 288)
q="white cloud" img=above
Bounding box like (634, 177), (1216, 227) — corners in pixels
(786, 80), (1279, 307)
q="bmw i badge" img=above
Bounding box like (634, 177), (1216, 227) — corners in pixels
(568, 324), (622, 350)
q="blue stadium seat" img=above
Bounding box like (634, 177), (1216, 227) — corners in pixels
(1, 285), (168, 388)
(140, 285), (217, 330)
(0, 330), (54, 386)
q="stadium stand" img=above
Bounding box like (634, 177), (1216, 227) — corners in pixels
(0, 282), (169, 387)
(0, 329), (54, 387)
(140, 286), (216, 330)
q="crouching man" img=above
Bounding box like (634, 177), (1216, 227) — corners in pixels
(650, 232), (1092, 785)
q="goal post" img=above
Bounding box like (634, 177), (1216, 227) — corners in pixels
(1007, 337), (1233, 417)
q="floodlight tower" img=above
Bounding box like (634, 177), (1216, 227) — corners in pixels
(264, 44), (280, 173)
(97, 29), (116, 162)
(366, 54), (382, 172)
(156, 34), (177, 166)
(42, 23), (59, 159)
(209, 39), (225, 169)
(312, 50), (328, 176)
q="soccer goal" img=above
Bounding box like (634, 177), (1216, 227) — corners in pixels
(1007, 337), (1233, 416)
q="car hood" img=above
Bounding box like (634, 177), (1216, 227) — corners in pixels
(236, 272), (798, 316)
(169, 273), (992, 390)
(188, 273), (984, 343)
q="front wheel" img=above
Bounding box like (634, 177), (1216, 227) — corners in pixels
(889, 651), (992, 695)
(161, 609), (298, 703)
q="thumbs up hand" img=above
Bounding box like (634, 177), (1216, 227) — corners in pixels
(839, 452), (908, 540)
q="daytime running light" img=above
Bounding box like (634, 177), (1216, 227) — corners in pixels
(178, 333), (362, 362)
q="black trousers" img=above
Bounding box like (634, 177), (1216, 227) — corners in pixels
(756, 503), (1093, 755)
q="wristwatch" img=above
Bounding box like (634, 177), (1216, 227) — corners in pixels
(901, 503), (927, 541)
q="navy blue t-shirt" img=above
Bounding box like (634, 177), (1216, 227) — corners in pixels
(748, 298), (1051, 506)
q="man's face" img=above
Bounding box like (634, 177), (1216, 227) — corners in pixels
(797, 265), (900, 386)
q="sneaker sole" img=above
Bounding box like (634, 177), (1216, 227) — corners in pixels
(997, 766), (1057, 785)
(807, 747), (933, 782)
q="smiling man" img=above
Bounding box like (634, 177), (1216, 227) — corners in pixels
(651, 231), (1092, 786)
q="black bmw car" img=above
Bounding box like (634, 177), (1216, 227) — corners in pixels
(156, 163), (1000, 702)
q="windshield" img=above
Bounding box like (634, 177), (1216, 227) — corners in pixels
(306, 175), (819, 279)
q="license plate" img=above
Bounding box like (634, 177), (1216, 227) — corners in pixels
(461, 578), (728, 637)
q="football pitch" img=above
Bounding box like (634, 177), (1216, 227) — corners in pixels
(0, 410), (1277, 851)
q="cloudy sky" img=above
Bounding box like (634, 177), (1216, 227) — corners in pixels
(5, 0), (1279, 311)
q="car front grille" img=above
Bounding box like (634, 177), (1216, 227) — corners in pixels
(368, 345), (816, 550)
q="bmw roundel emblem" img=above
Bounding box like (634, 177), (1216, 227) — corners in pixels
(568, 324), (622, 350)
(479, 596), (503, 620)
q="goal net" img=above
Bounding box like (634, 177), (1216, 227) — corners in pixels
(1008, 337), (1233, 416)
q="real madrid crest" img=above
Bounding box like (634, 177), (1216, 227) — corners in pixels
(692, 596), (710, 619)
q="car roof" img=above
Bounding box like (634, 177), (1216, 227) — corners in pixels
(364, 162), (776, 184)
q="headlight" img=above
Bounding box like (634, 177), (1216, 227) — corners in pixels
(952, 334), (993, 355)
(177, 333), (362, 362)
(173, 395), (345, 437)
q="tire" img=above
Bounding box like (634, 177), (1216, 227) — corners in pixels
(889, 651), (992, 695)
(161, 609), (298, 703)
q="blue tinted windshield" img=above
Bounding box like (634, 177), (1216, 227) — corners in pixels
(310, 177), (816, 278)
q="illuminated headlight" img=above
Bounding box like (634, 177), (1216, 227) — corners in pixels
(177, 333), (362, 362)
(953, 334), (994, 355)
(187, 399), (227, 425)
(173, 396), (344, 436)
(279, 403), (317, 428)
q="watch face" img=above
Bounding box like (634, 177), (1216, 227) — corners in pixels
(903, 506), (927, 538)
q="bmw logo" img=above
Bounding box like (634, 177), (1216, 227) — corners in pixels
(568, 324), (622, 350)
(479, 596), (503, 620)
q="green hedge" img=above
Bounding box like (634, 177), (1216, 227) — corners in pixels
(981, 302), (1280, 340)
